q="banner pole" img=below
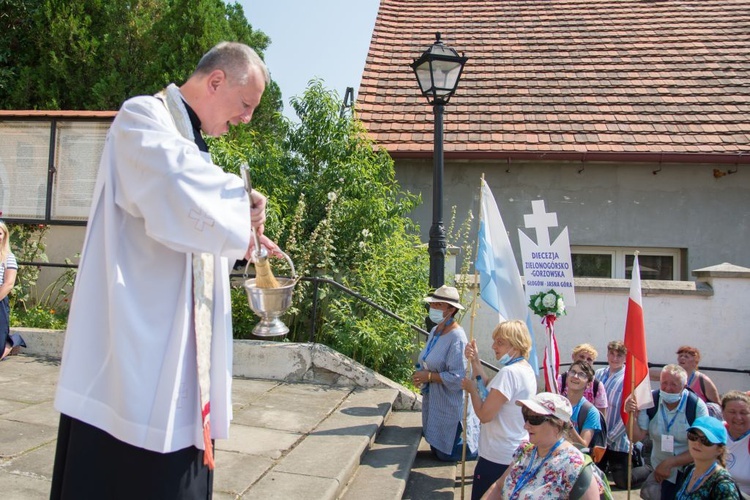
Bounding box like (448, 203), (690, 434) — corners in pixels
(461, 175), (484, 499)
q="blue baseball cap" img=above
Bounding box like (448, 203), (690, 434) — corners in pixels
(688, 415), (727, 445)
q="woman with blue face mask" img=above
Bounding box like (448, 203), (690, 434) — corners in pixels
(413, 285), (479, 462)
(461, 320), (538, 500)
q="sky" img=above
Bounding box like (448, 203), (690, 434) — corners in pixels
(239, 0), (381, 122)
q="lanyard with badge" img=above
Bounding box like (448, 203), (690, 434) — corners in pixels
(659, 392), (686, 453)
(510, 439), (565, 499)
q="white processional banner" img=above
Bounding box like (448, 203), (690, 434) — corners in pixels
(518, 200), (576, 306)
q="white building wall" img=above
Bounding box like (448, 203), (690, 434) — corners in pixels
(463, 264), (750, 394)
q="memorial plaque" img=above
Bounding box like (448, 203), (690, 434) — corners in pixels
(52, 121), (109, 220)
(0, 122), (50, 218)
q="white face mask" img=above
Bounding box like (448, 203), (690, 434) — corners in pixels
(660, 390), (683, 404)
(428, 308), (445, 324)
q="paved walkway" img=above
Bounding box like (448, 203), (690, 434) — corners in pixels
(1, 354), (643, 499)
(0, 354), (398, 499)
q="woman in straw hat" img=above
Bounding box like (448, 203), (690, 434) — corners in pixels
(413, 285), (479, 462)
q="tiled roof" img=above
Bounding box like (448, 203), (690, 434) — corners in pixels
(357, 0), (750, 162)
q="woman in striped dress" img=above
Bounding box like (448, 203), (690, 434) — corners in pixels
(413, 285), (479, 462)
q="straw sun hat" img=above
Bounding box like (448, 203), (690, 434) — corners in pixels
(423, 285), (465, 310)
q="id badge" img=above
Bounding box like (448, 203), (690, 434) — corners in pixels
(661, 434), (674, 453)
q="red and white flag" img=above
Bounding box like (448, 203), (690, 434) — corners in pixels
(621, 254), (653, 426)
(542, 316), (560, 393)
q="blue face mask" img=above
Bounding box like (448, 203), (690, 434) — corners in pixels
(660, 390), (683, 404)
(498, 353), (512, 365)
(428, 308), (445, 324)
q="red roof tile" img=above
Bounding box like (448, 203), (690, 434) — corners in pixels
(356, 0), (750, 161)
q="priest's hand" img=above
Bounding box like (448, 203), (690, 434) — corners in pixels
(249, 189), (267, 228)
(246, 233), (282, 261)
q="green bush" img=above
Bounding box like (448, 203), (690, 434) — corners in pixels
(8, 224), (75, 329)
(11, 307), (68, 330)
(212, 81), (431, 384)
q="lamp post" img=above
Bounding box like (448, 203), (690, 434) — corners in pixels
(411, 33), (468, 290)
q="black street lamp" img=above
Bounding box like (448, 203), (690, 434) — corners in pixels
(410, 32), (468, 290)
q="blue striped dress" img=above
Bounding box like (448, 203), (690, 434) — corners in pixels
(419, 324), (479, 455)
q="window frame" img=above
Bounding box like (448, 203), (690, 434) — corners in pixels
(571, 246), (682, 280)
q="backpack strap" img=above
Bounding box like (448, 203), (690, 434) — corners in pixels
(578, 400), (594, 432)
(568, 458), (594, 499)
(685, 390), (699, 425)
(698, 372), (706, 397)
(696, 372), (719, 404)
(646, 389), (660, 421)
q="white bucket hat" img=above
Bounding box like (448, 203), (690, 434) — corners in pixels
(423, 285), (464, 310)
(516, 392), (573, 422)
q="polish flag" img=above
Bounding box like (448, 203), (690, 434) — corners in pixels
(621, 254), (653, 425)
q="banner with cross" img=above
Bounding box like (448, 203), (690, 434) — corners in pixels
(518, 200), (576, 306)
(518, 200), (575, 394)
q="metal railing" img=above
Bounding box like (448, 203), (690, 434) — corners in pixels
(16, 261), (750, 379)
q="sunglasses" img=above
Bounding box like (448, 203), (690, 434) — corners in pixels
(522, 411), (550, 426)
(687, 430), (715, 446)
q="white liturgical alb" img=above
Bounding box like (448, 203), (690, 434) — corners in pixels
(54, 89), (251, 453)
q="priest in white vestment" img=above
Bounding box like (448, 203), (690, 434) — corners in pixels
(50, 42), (277, 499)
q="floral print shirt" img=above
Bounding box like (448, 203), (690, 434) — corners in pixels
(676, 465), (740, 499)
(501, 441), (603, 499)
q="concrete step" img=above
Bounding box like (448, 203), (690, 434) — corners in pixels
(402, 437), (475, 500)
(338, 410), (422, 500)
(0, 355), (405, 500)
(239, 386), (399, 499)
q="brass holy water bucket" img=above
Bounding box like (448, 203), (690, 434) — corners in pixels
(243, 250), (298, 337)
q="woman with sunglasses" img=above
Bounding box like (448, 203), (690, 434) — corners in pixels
(482, 392), (603, 499)
(462, 320), (536, 500)
(564, 361), (602, 450)
(676, 415), (741, 499)
(722, 391), (750, 497)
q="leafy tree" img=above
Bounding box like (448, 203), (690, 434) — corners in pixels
(1, 0), (437, 382)
(211, 81), (431, 382)
(0, 0), (282, 138)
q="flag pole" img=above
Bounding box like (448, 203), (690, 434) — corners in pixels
(461, 270), (479, 500)
(627, 353), (636, 500)
(460, 175), (484, 499)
